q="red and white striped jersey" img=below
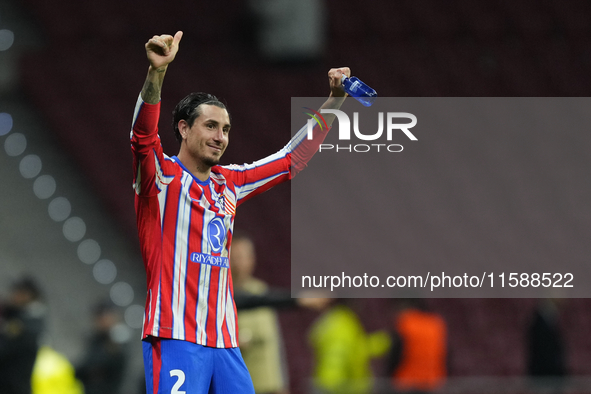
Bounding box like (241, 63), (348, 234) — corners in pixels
(130, 95), (327, 348)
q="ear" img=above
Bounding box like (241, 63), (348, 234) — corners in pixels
(178, 120), (189, 141)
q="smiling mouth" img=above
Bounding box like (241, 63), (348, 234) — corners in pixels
(208, 144), (223, 153)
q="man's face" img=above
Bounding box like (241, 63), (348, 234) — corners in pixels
(183, 104), (231, 167)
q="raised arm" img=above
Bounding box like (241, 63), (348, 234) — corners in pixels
(141, 31), (183, 104)
(230, 66), (353, 205)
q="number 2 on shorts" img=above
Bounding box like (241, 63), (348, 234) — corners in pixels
(170, 369), (186, 394)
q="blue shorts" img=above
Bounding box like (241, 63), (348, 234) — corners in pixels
(143, 337), (255, 394)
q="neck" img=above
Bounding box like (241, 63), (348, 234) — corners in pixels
(233, 275), (252, 290)
(177, 150), (212, 182)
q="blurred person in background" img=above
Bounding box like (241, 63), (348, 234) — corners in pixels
(386, 298), (447, 394)
(527, 298), (567, 392)
(232, 230), (330, 311)
(308, 299), (391, 394)
(231, 229), (331, 393)
(0, 276), (46, 394)
(231, 230), (290, 394)
(75, 301), (127, 394)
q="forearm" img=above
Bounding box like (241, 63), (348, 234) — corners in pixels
(319, 94), (346, 127)
(284, 93), (346, 177)
(141, 65), (167, 104)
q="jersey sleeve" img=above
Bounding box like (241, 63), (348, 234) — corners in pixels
(225, 122), (329, 206)
(130, 94), (174, 196)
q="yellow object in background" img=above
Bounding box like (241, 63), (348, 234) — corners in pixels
(309, 304), (391, 394)
(32, 346), (84, 394)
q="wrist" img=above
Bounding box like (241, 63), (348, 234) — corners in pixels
(326, 95), (347, 108)
(329, 89), (347, 98)
(148, 64), (168, 74)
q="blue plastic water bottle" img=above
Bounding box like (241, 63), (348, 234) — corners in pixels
(341, 75), (377, 107)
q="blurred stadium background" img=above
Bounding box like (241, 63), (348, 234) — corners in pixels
(2, 0), (591, 393)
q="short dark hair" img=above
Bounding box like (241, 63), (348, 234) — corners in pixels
(232, 228), (253, 243)
(172, 92), (230, 143)
(92, 300), (118, 317)
(11, 276), (42, 300)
